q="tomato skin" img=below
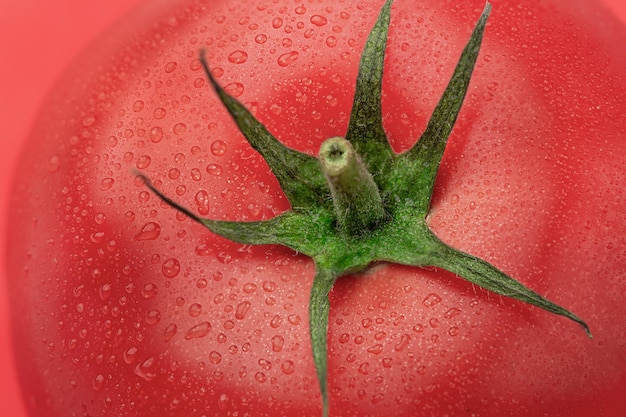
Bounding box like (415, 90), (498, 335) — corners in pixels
(6, 0), (626, 416)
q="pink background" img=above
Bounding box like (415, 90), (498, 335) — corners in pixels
(1, 1), (625, 416)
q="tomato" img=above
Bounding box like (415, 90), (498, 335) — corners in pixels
(5, 0), (626, 416)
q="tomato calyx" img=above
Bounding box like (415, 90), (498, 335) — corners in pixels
(143, 1), (592, 415)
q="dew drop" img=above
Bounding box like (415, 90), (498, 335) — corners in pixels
(194, 190), (209, 216)
(162, 258), (181, 278)
(281, 360), (295, 374)
(272, 17), (283, 29)
(209, 351), (222, 364)
(136, 155), (152, 169)
(277, 51), (299, 67)
(123, 347), (138, 364)
(422, 293), (442, 307)
(92, 374), (105, 392)
(224, 82), (244, 97)
(82, 116), (96, 127)
(141, 283), (158, 299)
(47, 155), (60, 172)
(367, 344), (384, 355)
(173, 122), (186, 135)
(146, 309), (161, 325)
(133, 100), (145, 112)
(326, 36), (338, 48)
(235, 301), (251, 320)
(135, 222), (161, 241)
(99, 284), (112, 301)
(195, 243), (213, 256)
(382, 357), (393, 368)
(262, 280), (276, 292)
(394, 334), (411, 352)
(185, 321), (211, 340)
(271, 335), (284, 352)
(134, 357), (156, 381)
(149, 126), (164, 143)
(100, 178), (114, 191)
(228, 50), (249, 64)
(153, 107), (167, 119)
(164, 61), (178, 73)
(206, 163), (223, 176)
(358, 362), (370, 375)
(287, 314), (301, 325)
(163, 323), (177, 342)
(211, 140), (227, 156)
(269, 315), (281, 328)
(255, 33), (268, 44)
(310, 15), (328, 26)
(444, 307), (462, 319)
(189, 303), (203, 317)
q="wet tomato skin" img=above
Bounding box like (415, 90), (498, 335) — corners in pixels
(6, 0), (626, 416)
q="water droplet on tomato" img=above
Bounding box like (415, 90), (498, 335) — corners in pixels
(149, 126), (164, 143)
(269, 315), (281, 328)
(47, 155), (60, 172)
(277, 51), (299, 67)
(211, 140), (227, 156)
(135, 222), (161, 241)
(422, 293), (442, 307)
(271, 335), (284, 352)
(310, 15), (328, 26)
(254, 372), (267, 383)
(224, 82), (245, 97)
(382, 357), (393, 368)
(367, 344), (384, 355)
(281, 360), (295, 374)
(189, 303), (202, 317)
(163, 323), (177, 342)
(162, 258), (181, 278)
(153, 107), (167, 119)
(185, 321), (211, 340)
(228, 50), (248, 64)
(145, 309), (161, 325)
(100, 178), (114, 191)
(167, 168), (180, 180)
(272, 17), (283, 29)
(82, 116), (96, 127)
(255, 33), (268, 44)
(358, 362), (370, 375)
(195, 243), (213, 256)
(141, 283), (158, 299)
(235, 301), (251, 320)
(136, 155), (152, 169)
(123, 347), (138, 364)
(134, 357), (156, 381)
(326, 36), (338, 48)
(99, 284), (112, 301)
(172, 122), (186, 135)
(444, 307), (462, 319)
(209, 351), (222, 364)
(394, 334), (411, 351)
(164, 61), (178, 73)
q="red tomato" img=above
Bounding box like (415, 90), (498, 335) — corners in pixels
(5, 0), (626, 416)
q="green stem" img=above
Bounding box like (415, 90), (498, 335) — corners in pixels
(308, 268), (337, 417)
(319, 137), (386, 236)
